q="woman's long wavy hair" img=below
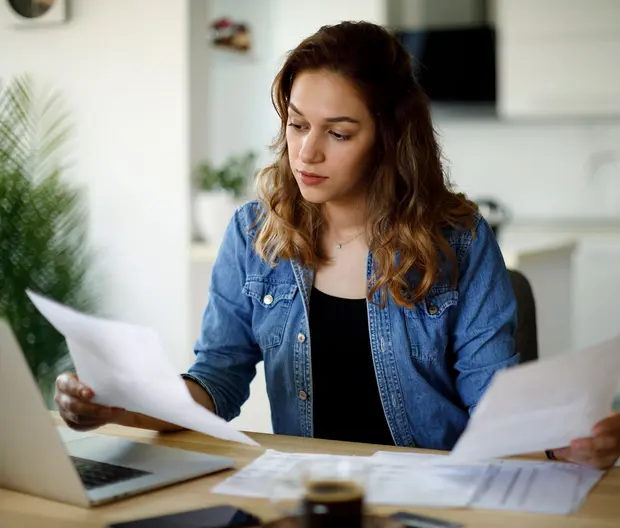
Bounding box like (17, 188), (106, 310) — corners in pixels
(254, 21), (478, 308)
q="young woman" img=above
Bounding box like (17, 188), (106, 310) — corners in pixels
(55, 21), (620, 469)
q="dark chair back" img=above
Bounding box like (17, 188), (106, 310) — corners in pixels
(508, 269), (538, 363)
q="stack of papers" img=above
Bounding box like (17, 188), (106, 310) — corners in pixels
(213, 449), (604, 514)
(27, 291), (258, 447)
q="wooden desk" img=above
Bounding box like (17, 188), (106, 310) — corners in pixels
(1, 418), (619, 528)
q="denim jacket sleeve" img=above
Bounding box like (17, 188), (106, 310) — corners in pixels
(184, 207), (262, 422)
(451, 216), (519, 413)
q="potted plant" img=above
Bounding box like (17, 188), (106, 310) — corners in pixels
(193, 151), (257, 245)
(0, 75), (97, 406)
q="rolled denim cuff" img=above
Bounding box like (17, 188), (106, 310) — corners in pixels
(180, 373), (220, 416)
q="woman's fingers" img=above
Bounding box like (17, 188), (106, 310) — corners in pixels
(553, 433), (620, 470)
(54, 371), (125, 431)
(56, 372), (93, 400)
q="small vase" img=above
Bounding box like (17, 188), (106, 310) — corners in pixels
(194, 190), (238, 246)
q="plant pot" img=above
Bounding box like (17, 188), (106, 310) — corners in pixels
(194, 190), (239, 246)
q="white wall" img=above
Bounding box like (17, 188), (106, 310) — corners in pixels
(190, 1), (211, 178)
(434, 118), (620, 220)
(204, 0), (277, 169)
(270, 0), (387, 57)
(0, 0), (198, 371)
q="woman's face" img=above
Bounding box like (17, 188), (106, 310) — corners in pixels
(286, 69), (376, 205)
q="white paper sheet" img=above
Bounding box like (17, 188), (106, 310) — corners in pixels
(214, 450), (482, 508)
(213, 449), (603, 514)
(372, 452), (604, 515)
(367, 454), (486, 507)
(27, 290), (258, 446)
(469, 459), (604, 515)
(450, 334), (620, 462)
(212, 450), (343, 499)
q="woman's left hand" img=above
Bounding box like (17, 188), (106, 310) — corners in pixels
(552, 412), (620, 469)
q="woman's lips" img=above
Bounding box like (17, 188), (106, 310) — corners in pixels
(298, 170), (328, 186)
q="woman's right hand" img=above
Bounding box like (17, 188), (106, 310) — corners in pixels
(55, 372), (125, 431)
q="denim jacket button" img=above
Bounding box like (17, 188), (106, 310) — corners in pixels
(298, 391), (308, 401)
(297, 333), (306, 343)
(263, 294), (274, 305)
(428, 305), (438, 315)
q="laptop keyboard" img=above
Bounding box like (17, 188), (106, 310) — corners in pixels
(70, 456), (152, 490)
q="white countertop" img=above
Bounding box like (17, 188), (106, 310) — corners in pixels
(504, 217), (620, 233)
(499, 238), (577, 270)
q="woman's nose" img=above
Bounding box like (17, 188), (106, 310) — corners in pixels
(299, 132), (325, 165)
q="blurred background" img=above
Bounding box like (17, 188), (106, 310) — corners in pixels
(1, 0), (619, 428)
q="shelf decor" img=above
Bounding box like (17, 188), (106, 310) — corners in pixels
(209, 17), (251, 52)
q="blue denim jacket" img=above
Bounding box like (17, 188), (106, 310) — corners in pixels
(185, 201), (519, 450)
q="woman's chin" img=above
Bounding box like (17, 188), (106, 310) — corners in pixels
(297, 186), (330, 204)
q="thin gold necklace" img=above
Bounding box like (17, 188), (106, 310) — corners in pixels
(334, 230), (364, 250)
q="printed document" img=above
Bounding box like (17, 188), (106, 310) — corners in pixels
(213, 450), (479, 508)
(372, 451), (604, 515)
(27, 290), (258, 446)
(450, 334), (620, 462)
(213, 450), (603, 513)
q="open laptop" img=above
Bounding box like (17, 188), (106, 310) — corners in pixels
(0, 319), (235, 507)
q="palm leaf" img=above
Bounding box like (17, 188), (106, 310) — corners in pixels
(0, 75), (97, 405)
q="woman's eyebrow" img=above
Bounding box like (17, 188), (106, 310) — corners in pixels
(289, 102), (360, 124)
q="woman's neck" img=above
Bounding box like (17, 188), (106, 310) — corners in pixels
(322, 197), (366, 238)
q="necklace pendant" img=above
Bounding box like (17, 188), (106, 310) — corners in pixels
(335, 243), (342, 249)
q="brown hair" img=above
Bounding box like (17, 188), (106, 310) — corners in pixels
(254, 21), (477, 307)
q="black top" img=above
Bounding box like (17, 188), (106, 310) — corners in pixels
(309, 287), (394, 446)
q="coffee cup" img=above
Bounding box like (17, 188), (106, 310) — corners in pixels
(302, 476), (365, 528)
(270, 457), (369, 528)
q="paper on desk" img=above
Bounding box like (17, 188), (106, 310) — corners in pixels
(27, 290), (258, 446)
(469, 459), (604, 515)
(372, 452), (604, 514)
(450, 334), (620, 462)
(212, 450), (363, 498)
(368, 452), (486, 507)
(214, 449), (480, 508)
(214, 449), (603, 513)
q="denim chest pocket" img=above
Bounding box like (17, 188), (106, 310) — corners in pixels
(243, 277), (298, 350)
(404, 289), (458, 362)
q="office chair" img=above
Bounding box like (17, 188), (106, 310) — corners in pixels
(508, 269), (538, 364)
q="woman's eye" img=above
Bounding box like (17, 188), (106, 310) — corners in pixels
(287, 122), (303, 130)
(330, 131), (350, 141)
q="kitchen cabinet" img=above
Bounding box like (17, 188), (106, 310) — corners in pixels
(501, 239), (577, 360)
(386, 0), (487, 29)
(498, 0), (620, 37)
(500, 221), (620, 353)
(496, 0), (620, 118)
(572, 236), (620, 350)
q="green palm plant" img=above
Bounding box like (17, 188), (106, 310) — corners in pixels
(0, 75), (97, 405)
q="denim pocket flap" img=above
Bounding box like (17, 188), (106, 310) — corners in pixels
(422, 289), (459, 318)
(243, 278), (298, 308)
